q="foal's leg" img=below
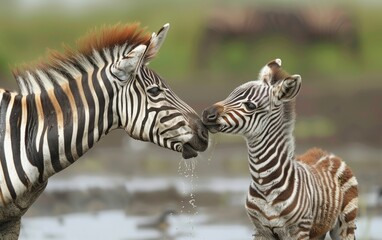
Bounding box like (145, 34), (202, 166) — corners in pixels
(328, 215), (356, 240)
(317, 233), (327, 240)
(336, 165), (358, 240)
(338, 198), (358, 239)
(252, 234), (269, 240)
(251, 226), (269, 240)
(329, 221), (341, 240)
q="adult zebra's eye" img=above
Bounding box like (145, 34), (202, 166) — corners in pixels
(147, 86), (162, 97)
(243, 101), (257, 110)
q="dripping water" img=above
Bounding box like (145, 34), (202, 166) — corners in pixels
(175, 134), (219, 238)
(177, 157), (199, 238)
(207, 134), (219, 163)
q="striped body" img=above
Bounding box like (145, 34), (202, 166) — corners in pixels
(203, 59), (357, 239)
(0, 23), (208, 239)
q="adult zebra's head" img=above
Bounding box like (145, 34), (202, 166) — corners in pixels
(202, 59), (301, 139)
(110, 24), (208, 159)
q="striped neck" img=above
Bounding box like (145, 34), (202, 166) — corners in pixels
(20, 61), (120, 183)
(245, 106), (296, 194)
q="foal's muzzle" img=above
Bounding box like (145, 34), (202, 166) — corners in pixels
(202, 105), (224, 133)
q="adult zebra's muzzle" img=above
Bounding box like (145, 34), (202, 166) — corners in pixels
(182, 117), (209, 159)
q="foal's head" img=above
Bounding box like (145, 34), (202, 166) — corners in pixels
(202, 59), (301, 139)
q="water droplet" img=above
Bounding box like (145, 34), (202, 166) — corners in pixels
(207, 135), (218, 162)
(189, 199), (197, 208)
(177, 155), (202, 238)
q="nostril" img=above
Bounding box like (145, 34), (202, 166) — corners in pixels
(207, 113), (217, 121)
(202, 108), (219, 123)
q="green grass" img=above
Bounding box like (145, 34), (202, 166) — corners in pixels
(0, 1), (381, 91)
(295, 116), (337, 139)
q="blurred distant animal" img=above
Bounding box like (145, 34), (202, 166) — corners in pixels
(138, 209), (177, 233)
(377, 187), (382, 206)
(0, 23), (208, 239)
(202, 59), (358, 239)
(197, 7), (359, 67)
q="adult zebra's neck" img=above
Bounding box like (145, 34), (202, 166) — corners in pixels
(245, 103), (296, 194)
(15, 55), (120, 183)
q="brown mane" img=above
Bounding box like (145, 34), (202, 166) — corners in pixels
(77, 23), (151, 56)
(12, 23), (152, 78)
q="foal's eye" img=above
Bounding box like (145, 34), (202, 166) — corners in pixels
(147, 86), (162, 97)
(243, 101), (257, 110)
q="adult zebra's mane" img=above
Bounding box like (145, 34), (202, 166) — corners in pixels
(11, 23), (154, 95)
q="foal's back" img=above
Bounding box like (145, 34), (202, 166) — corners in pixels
(297, 148), (358, 239)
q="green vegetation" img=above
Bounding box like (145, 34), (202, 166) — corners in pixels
(0, 1), (381, 89)
(0, 1), (380, 144)
(295, 116), (337, 139)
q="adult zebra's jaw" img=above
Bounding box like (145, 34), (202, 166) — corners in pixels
(181, 136), (208, 159)
(182, 143), (198, 159)
(181, 122), (209, 159)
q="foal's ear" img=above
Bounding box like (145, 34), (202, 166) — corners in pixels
(258, 58), (282, 83)
(111, 44), (147, 80)
(273, 74), (302, 102)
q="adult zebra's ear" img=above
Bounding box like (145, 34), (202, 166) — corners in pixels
(111, 23), (170, 80)
(273, 74), (302, 102)
(112, 44), (147, 81)
(144, 23), (170, 63)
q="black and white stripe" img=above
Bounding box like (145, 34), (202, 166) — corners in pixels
(203, 59), (357, 240)
(0, 23), (208, 238)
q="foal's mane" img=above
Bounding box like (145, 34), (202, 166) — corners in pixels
(12, 23), (153, 94)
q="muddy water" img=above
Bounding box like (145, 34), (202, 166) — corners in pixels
(17, 138), (382, 240)
(19, 210), (382, 240)
(21, 210), (253, 240)
(19, 175), (382, 240)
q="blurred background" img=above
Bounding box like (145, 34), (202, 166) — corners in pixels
(0, 0), (381, 239)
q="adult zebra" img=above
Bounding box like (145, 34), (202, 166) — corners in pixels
(0, 23), (208, 239)
(202, 59), (358, 239)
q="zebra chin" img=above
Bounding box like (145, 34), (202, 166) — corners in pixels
(182, 143), (198, 159)
(181, 123), (209, 159)
(181, 139), (207, 159)
(203, 124), (222, 134)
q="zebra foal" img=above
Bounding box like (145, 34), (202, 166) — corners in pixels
(0, 23), (208, 239)
(203, 59), (358, 239)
